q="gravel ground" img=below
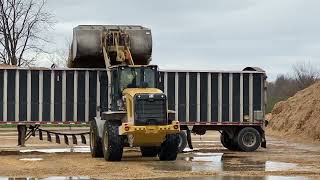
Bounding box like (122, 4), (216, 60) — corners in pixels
(0, 128), (320, 179)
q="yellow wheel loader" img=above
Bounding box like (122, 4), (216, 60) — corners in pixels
(68, 25), (180, 161)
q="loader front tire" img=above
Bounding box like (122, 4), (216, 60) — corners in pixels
(90, 120), (103, 158)
(102, 121), (124, 161)
(159, 134), (179, 161)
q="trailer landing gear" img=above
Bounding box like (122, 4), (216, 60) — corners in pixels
(17, 125), (27, 146)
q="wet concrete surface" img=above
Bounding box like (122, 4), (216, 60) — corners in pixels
(0, 130), (320, 179)
(0, 176), (310, 180)
(150, 152), (299, 173)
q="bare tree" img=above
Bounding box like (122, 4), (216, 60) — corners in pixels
(0, 0), (53, 66)
(293, 62), (319, 89)
(49, 38), (71, 68)
(48, 48), (68, 68)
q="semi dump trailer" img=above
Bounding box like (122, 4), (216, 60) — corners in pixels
(0, 25), (267, 159)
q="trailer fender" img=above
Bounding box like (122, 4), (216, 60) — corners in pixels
(97, 111), (126, 138)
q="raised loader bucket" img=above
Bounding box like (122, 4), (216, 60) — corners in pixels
(68, 25), (152, 68)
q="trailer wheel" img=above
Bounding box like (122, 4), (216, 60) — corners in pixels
(159, 134), (179, 161)
(177, 131), (187, 153)
(220, 131), (238, 151)
(236, 127), (261, 152)
(140, 147), (159, 157)
(90, 120), (103, 158)
(102, 121), (124, 161)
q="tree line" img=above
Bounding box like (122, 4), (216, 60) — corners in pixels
(267, 62), (319, 113)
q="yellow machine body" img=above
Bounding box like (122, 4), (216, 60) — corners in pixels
(118, 87), (180, 146)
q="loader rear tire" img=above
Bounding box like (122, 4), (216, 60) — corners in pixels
(220, 131), (239, 151)
(90, 120), (103, 158)
(102, 121), (124, 161)
(140, 147), (159, 157)
(159, 134), (179, 161)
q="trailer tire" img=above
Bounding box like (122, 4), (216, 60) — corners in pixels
(140, 147), (159, 157)
(177, 131), (187, 153)
(236, 127), (261, 152)
(102, 121), (124, 161)
(220, 131), (238, 151)
(159, 134), (179, 161)
(90, 120), (103, 158)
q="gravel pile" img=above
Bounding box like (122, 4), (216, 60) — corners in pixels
(268, 81), (320, 141)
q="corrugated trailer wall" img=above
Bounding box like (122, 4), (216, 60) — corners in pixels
(0, 68), (108, 124)
(159, 70), (266, 125)
(0, 68), (266, 125)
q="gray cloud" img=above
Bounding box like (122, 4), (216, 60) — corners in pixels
(44, 0), (320, 80)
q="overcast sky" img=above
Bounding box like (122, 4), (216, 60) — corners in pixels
(42, 0), (320, 80)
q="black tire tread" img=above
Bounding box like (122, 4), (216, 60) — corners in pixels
(236, 127), (261, 152)
(159, 134), (179, 161)
(220, 131), (239, 151)
(90, 120), (103, 158)
(102, 121), (124, 161)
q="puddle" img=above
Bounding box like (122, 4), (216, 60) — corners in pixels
(184, 153), (223, 163)
(151, 152), (303, 173)
(20, 146), (90, 154)
(182, 147), (199, 153)
(20, 158), (43, 161)
(220, 176), (307, 180)
(266, 161), (297, 171)
(194, 152), (223, 156)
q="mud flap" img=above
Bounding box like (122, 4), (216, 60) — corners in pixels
(261, 132), (266, 148)
(186, 128), (193, 149)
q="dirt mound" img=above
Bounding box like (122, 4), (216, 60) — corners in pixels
(268, 81), (320, 141)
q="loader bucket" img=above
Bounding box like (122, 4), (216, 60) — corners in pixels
(68, 25), (152, 68)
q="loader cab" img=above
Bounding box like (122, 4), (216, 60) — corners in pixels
(109, 65), (159, 111)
